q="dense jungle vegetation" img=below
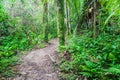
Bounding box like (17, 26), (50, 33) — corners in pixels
(0, 0), (120, 80)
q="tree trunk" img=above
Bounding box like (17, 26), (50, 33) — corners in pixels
(65, 0), (71, 35)
(56, 0), (65, 48)
(93, 0), (97, 39)
(43, 0), (49, 42)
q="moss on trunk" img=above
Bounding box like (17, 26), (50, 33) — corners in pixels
(43, 0), (49, 42)
(56, 0), (65, 48)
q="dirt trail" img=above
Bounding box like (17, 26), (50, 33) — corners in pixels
(11, 39), (59, 80)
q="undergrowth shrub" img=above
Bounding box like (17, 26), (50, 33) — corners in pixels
(0, 4), (43, 77)
(61, 33), (120, 80)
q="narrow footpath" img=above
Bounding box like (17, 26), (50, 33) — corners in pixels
(11, 39), (59, 80)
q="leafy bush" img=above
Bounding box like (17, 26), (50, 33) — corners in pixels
(0, 26), (44, 76)
(0, 3), (43, 77)
(61, 33), (120, 80)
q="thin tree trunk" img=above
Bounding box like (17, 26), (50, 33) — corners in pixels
(65, 0), (71, 35)
(43, 0), (49, 42)
(68, 6), (71, 34)
(56, 0), (65, 48)
(93, 0), (97, 39)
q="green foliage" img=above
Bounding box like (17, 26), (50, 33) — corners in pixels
(0, 5), (9, 37)
(0, 55), (18, 77)
(0, 0), (120, 79)
(0, 25), (43, 76)
(98, 0), (120, 31)
(0, 3), (43, 77)
(0, 0), (58, 77)
(60, 73), (76, 80)
(67, 0), (85, 32)
(61, 32), (120, 79)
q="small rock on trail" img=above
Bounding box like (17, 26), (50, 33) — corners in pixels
(10, 39), (59, 80)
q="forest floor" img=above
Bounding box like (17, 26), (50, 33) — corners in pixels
(9, 38), (60, 80)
